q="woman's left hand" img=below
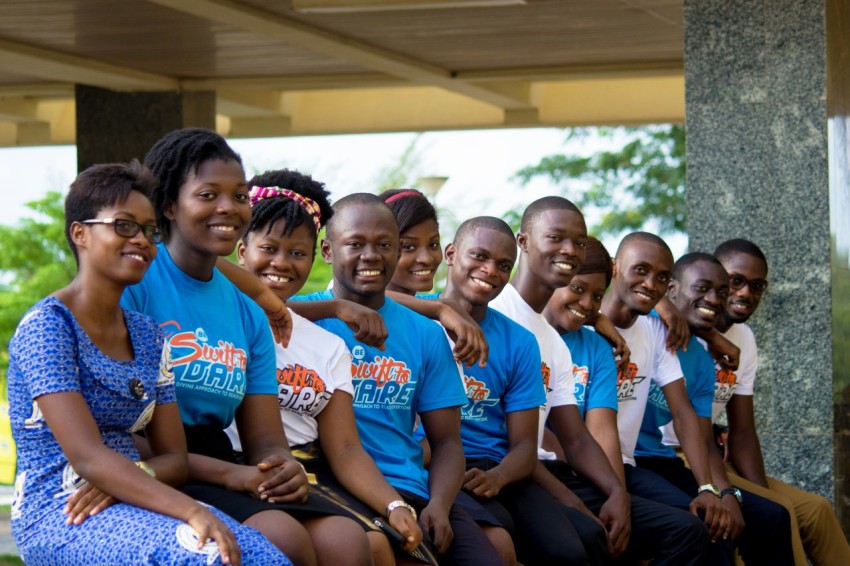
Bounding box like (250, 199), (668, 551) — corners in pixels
(255, 456), (309, 503)
(64, 482), (118, 525)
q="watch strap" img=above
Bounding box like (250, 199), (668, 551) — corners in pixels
(720, 487), (743, 504)
(697, 483), (721, 498)
(386, 499), (417, 521)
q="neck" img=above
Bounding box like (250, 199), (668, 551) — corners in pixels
(715, 315), (734, 333)
(55, 274), (124, 325)
(165, 238), (217, 281)
(543, 309), (568, 334)
(601, 291), (638, 329)
(441, 286), (486, 323)
(386, 281), (415, 296)
(510, 264), (553, 313)
(332, 285), (386, 311)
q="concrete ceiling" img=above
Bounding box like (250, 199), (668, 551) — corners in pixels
(0, 0), (685, 147)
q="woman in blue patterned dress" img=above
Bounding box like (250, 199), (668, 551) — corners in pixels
(6, 161), (289, 565)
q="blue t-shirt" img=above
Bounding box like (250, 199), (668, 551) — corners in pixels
(560, 327), (619, 418)
(442, 306), (546, 462)
(121, 244), (277, 428)
(293, 290), (466, 499)
(635, 334), (715, 458)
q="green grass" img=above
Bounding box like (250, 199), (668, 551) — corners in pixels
(0, 555), (22, 565)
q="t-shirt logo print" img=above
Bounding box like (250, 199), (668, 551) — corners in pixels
(277, 363), (329, 414)
(541, 362), (552, 393)
(462, 374), (499, 420)
(164, 323), (249, 401)
(350, 356), (415, 408)
(714, 368), (738, 404)
(616, 363), (646, 401)
(572, 364), (590, 403)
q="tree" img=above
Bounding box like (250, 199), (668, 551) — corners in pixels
(513, 124), (685, 238)
(0, 192), (76, 395)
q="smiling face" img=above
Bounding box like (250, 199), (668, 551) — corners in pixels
(444, 227), (516, 317)
(669, 260), (730, 331)
(719, 252), (768, 325)
(238, 220), (315, 302)
(389, 218), (442, 295)
(545, 272), (608, 333)
(74, 190), (158, 286)
(164, 158), (250, 263)
(519, 209), (588, 290)
(321, 203), (400, 310)
(612, 240), (673, 317)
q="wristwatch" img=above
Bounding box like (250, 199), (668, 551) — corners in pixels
(720, 487), (744, 505)
(697, 483), (721, 498)
(386, 500), (417, 521)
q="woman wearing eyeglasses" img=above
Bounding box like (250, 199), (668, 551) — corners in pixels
(6, 161), (288, 565)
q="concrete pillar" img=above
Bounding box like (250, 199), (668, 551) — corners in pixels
(75, 86), (215, 171)
(684, 0), (839, 513)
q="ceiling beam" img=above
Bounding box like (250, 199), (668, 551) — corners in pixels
(148, 0), (533, 110)
(0, 38), (178, 91)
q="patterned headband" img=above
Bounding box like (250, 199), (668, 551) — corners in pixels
(383, 190), (424, 204)
(248, 186), (322, 233)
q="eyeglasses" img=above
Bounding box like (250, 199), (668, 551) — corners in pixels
(729, 274), (768, 294)
(82, 218), (162, 244)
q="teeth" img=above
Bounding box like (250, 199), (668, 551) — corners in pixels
(471, 277), (494, 289)
(697, 307), (716, 315)
(211, 225), (236, 232)
(125, 254), (146, 262)
(264, 274), (291, 283)
(359, 270), (381, 277)
(412, 270), (433, 276)
(568, 307), (587, 319)
(554, 262), (575, 271)
(636, 292), (653, 301)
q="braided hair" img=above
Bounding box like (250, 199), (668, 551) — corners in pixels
(143, 128), (243, 238)
(246, 169), (334, 254)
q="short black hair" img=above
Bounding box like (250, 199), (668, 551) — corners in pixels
(454, 216), (514, 245)
(246, 169), (334, 247)
(520, 196), (582, 232)
(576, 236), (613, 286)
(64, 160), (158, 265)
(616, 231), (672, 257)
(673, 252), (724, 280)
(714, 239), (768, 271)
(380, 189), (438, 234)
(326, 193), (397, 240)
(143, 128), (243, 238)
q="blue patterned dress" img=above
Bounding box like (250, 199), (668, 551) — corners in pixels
(7, 297), (290, 565)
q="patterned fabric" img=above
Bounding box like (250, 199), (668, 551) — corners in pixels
(7, 297), (289, 565)
(248, 186), (322, 233)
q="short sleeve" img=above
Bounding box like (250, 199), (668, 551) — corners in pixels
(548, 338), (578, 407)
(731, 325), (757, 396)
(503, 330), (547, 413)
(585, 333), (619, 413)
(415, 323), (467, 413)
(690, 348), (716, 419)
(325, 337), (354, 398)
(155, 341), (177, 405)
(244, 306), (278, 396)
(651, 320), (684, 387)
(10, 305), (82, 400)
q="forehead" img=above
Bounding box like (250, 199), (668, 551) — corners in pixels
(530, 209), (587, 236)
(401, 217), (439, 237)
(459, 227), (517, 259)
(100, 190), (156, 220)
(333, 203), (398, 238)
(188, 158), (245, 181)
(681, 260), (728, 285)
(619, 240), (673, 271)
(570, 271), (608, 291)
(720, 252), (767, 279)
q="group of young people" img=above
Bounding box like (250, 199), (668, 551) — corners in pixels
(6, 126), (849, 565)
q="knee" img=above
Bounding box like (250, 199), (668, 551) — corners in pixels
(366, 531), (394, 566)
(305, 516), (371, 566)
(483, 526), (517, 566)
(244, 510), (317, 566)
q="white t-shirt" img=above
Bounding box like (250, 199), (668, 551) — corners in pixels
(711, 323), (757, 421)
(490, 284), (576, 460)
(616, 315), (683, 466)
(227, 310), (354, 449)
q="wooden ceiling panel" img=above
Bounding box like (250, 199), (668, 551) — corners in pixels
(247, 0), (683, 72)
(0, 0), (369, 78)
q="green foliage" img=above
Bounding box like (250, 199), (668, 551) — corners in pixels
(0, 192), (75, 396)
(374, 134), (424, 192)
(514, 125), (686, 237)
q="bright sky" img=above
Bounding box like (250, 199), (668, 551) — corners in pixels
(0, 128), (687, 256)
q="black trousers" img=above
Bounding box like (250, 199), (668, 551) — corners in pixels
(635, 456), (794, 566)
(466, 458), (610, 566)
(542, 459), (710, 566)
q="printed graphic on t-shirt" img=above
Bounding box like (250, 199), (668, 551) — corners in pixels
(162, 321), (248, 402)
(617, 363), (647, 402)
(462, 374), (499, 421)
(350, 346), (415, 409)
(277, 363), (330, 415)
(647, 381), (667, 410)
(714, 367), (738, 405)
(573, 364), (589, 404)
(541, 362), (552, 393)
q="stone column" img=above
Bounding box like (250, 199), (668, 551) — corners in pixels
(75, 86), (216, 171)
(685, 0), (839, 513)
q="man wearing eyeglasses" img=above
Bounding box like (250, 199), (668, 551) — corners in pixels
(713, 239), (850, 566)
